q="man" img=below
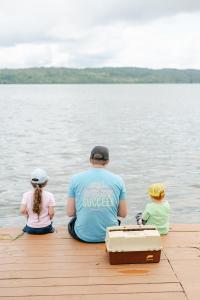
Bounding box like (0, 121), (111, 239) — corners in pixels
(66, 146), (127, 242)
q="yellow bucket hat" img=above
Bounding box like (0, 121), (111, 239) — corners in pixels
(148, 183), (165, 198)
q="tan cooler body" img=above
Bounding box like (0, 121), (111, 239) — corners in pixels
(105, 225), (162, 265)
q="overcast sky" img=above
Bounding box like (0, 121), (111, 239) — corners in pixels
(0, 0), (200, 69)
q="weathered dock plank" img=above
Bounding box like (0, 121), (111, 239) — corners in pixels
(1, 292), (188, 300)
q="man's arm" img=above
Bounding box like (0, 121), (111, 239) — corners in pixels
(66, 197), (76, 217)
(118, 200), (127, 218)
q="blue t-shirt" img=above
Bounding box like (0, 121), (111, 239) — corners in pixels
(68, 168), (126, 242)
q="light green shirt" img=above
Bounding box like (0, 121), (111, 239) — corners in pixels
(142, 200), (170, 235)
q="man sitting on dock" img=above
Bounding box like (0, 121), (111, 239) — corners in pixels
(66, 146), (127, 243)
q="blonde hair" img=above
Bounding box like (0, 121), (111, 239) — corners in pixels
(32, 181), (47, 215)
(148, 183), (165, 201)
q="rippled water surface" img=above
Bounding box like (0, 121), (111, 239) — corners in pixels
(0, 84), (200, 227)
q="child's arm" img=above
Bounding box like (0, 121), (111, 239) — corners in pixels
(20, 193), (29, 218)
(142, 206), (150, 223)
(48, 194), (56, 220)
(48, 206), (55, 220)
(20, 204), (28, 217)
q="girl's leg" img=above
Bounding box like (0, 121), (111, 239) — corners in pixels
(23, 224), (55, 234)
(23, 225), (28, 232)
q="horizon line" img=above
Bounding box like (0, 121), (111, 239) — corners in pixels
(0, 66), (200, 71)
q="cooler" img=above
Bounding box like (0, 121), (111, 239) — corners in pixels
(105, 225), (162, 265)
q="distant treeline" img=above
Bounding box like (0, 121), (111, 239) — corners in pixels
(0, 67), (200, 83)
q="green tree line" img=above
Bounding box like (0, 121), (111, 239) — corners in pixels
(0, 67), (200, 83)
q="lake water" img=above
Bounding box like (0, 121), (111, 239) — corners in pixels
(0, 84), (200, 227)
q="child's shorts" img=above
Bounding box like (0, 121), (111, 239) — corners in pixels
(23, 223), (55, 234)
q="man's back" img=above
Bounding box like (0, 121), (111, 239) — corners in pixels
(68, 168), (126, 242)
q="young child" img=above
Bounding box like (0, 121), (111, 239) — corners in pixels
(136, 183), (170, 235)
(20, 168), (56, 234)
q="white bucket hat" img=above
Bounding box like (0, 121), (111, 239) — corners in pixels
(31, 168), (49, 185)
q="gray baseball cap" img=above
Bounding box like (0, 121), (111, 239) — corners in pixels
(31, 168), (49, 184)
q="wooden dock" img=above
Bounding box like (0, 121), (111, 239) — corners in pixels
(0, 225), (200, 300)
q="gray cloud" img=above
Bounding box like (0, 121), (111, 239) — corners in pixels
(96, 0), (200, 24)
(0, 0), (200, 68)
(0, 0), (200, 47)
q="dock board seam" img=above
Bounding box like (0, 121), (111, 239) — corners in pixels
(164, 251), (189, 300)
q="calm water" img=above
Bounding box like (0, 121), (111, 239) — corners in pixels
(0, 84), (200, 227)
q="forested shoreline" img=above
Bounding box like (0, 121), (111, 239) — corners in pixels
(0, 67), (200, 83)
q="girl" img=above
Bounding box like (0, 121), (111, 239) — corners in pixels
(20, 168), (56, 234)
(136, 183), (170, 235)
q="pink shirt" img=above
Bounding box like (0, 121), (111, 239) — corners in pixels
(21, 190), (56, 228)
